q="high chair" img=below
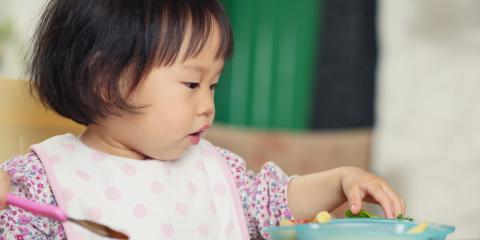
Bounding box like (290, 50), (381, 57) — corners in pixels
(0, 78), (84, 162)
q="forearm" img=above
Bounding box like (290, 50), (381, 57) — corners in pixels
(287, 167), (347, 220)
(0, 169), (11, 209)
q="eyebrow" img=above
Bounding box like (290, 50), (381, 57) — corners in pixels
(182, 64), (224, 75)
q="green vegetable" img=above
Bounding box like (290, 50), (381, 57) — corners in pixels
(345, 209), (378, 218)
(345, 209), (414, 221)
(396, 214), (414, 221)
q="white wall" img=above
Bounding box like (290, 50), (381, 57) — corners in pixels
(374, 0), (480, 238)
(0, 0), (46, 78)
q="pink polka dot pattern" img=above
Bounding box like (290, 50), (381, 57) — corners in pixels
(213, 182), (226, 196)
(76, 170), (91, 181)
(86, 207), (102, 221)
(225, 221), (234, 235)
(150, 181), (164, 194)
(209, 202), (216, 215)
(48, 154), (62, 164)
(187, 182), (198, 195)
(105, 187), (121, 201)
(198, 223), (209, 236)
(133, 204), (147, 218)
(202, 147), (215, 157)
(164, 166), (171, 176)
(195, 160), (205, 172)
(0, 145), (293, 239)
(91, 151), (106, 161)
(160, 223), (174, 238)
(62, 188), (75, 202)
(175, 202), (187, 215)
(121, 164), (136, 176)
(62, 143), (76, 152)
(71, 229), (85, 240)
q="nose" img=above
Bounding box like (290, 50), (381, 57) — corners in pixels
(197, 89), (215, 118)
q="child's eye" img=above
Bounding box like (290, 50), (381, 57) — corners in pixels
(184, 82), (200, 89)
(210, 83), (218, 90)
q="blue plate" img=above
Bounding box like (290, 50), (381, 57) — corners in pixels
(264, 218), (455, 240)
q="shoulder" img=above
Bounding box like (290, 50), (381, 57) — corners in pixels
(0, 152), (65, 238)
(212, 143), (283, 174)
(1, 151), (56, 205)
(2, 152), (45, 184)
(214, 145), (249, 171)
(199, 139), (246, 166)
(215, 146), (244, 162)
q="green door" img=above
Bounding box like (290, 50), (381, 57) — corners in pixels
(215, 0), (322, 130)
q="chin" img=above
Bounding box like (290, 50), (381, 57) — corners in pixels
(151, 147), (189, 161)
(150, 154), (181, 161)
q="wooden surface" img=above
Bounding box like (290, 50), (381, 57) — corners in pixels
(0, 79), (84, 161)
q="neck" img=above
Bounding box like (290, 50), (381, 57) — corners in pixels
(79, 125), (147, 160)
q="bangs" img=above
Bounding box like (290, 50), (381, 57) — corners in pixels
(148, 1), (234, 66)
(125, 0), (234, 95)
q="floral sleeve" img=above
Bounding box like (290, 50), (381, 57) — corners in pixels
(216, 147), (293, 239)
(1, 148), (292, 240)
(0, 152), (66, 240)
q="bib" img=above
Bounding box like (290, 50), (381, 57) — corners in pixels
(32, 134), (249, 239)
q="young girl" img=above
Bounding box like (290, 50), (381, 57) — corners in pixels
(0, 0), (405, 239)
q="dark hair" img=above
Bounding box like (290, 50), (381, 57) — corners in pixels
(28, 0), (233, 125)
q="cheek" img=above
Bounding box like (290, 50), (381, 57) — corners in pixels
(135, 84), (196, 131)
(148, 99), (195, 129)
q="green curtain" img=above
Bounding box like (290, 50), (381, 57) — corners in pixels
(215, 0), (322, 130)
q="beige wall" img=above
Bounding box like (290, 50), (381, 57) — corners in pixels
(374, 0), (480, 238)
(0, 79), (84, 161)
(0, 0), (47, 78)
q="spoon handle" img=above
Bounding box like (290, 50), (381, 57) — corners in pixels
(6, 193), (67, 222)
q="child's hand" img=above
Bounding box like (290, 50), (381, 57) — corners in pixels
(288, 167), (405, 220)
(0, 170), (11, 209)
(340, 167), (405, 219)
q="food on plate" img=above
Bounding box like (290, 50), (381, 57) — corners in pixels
(266, 208), (454, 240)
(314, 211), (331, 223)
(279, 218), (295, 227)
(407, 222), (428, 234)
(345, 209), (414, 221)
(279, 211), (331, 226)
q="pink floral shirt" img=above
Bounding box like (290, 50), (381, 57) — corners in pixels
(0, 147), (291, 240)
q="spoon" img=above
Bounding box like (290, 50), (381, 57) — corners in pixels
(6, 193), (129, 239)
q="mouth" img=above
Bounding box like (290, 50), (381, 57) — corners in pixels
(188, 124), (211, 145)
(189, 131), (202, 137)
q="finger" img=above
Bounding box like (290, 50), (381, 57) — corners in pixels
(381, 183), (403, 218)
(401, 198), (406, 216)
(345, 186), (363, 214)
(366, 184), (394, 219)
(0, 171), (11, 209)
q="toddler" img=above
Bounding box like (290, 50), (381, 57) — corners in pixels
(0, 0), (404, 239)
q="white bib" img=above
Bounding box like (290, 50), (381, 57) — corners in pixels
(32, 134), (249, 240)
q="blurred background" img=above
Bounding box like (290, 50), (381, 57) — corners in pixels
(0, 0), (479, 239)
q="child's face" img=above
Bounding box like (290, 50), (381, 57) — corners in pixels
(84, 25), (224, 160)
